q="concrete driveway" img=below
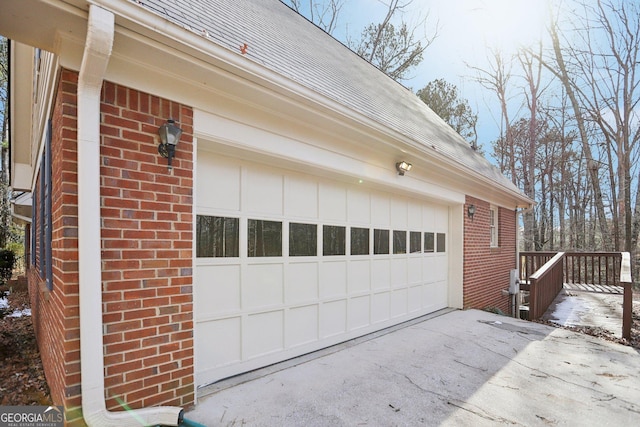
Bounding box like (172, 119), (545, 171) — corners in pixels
(186, 309), (640, 426)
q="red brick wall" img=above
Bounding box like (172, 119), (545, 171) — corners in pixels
(28, 69), (82, 419)
(463, 196), (517, 314)
(99, 79), (194, 411)
(28, 69), (194, 425)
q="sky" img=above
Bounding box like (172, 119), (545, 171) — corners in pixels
(301, 0), (552, 153)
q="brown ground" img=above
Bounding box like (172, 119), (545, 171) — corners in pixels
(0, 287), (52, 406)
(0, 288), (638, 406)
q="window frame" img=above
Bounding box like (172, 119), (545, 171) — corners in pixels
(489, 206), (499, 247)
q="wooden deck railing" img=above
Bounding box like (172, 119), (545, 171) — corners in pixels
(519, 251), (633, 339)
(527, 252), (565, 320)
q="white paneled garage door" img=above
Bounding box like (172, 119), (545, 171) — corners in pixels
(195, 151), (449, 387)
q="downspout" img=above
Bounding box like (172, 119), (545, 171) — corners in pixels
(77, 5), (183, 426)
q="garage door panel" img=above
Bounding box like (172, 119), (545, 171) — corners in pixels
(390, 200), (408, 228)
(287, 305), (319, 347)
(433, 205), (449, 231)
(408, 285), (422, 312)
(371, 194), (390, 225)
(422, 205), (435, 227)
(348, 296), (370, 330)
(286, 262), (318, 304)
(197, 153), (240, 211)
(372, 292), (390, 323)
(320, 261), (347, 298)
(196, 265), (240, 319)
(245, 311), (284, 359)
(372, 259), (390, 290)
(321, 300), (347, 337)
(348, 260), (371, 293)
(243, 264), (283, 309)
(422, 282), (448, 311)
(243, 168), (283, 215)
(347, 188), (370, 223)
(408, 258), (422, 284)
(423, 257), (447, 283)
(285, 177), (318, 218)
(408, 201), (422, 229)
(319, 183), (346, 221)
(391, 289), (408, 317)
(196, 317), (241, 371)
(391, 258), (408, 287)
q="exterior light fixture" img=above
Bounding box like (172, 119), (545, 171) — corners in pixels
(395, 161), (412, 176)
(158, 119), (183, 171)
(467, 204), (476, 220)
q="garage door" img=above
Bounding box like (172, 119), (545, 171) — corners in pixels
(195, 151), (449, 387)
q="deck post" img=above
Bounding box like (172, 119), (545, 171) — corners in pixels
(620, 252), (632, 340)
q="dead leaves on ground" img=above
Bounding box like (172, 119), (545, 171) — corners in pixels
(0, 289), (52, 406)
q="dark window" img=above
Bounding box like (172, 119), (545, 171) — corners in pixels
(39, 150), (45, 278)
(393, 230), (406, 254)
(409, 231), (421, 253)
(196, 216), (239, 257)
(44, 125), (53, 290)
(39, 120), (53, 290)
(248, 219), (282, 257)
(437, 233), (446, 253)
(350, 227), (370, 255)
(290, 223), (317, 256)
(374, 229), (389, 255)
(323, 225), (346, 256)
(424, 232), (435, 253)
(31, 182), (37, 268)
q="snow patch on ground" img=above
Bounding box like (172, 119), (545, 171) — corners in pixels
(546, 294), (591, 327)
(0, 295), (32, 317)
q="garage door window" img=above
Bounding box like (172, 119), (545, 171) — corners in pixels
(374, 229), (390, 254)
(351, 227), (370, 255)
(437, 233), (446, 253)
(196, 215), (239, 257)
(393, 230), (407, 254)
(248, 219), (282, 257)
(424, 232), (435, 253)
(323, 225), (346, 256)
(410, 231), (421, 253)
(290, 223), (317, 256)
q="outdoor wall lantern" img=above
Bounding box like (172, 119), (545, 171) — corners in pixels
(396, 161), (412, 176)
(158, 119), (183, 171)
(467, 204), (476, 220)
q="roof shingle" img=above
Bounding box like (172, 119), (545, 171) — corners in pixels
(133, 0), (518, 191)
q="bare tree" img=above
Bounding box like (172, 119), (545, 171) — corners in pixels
(287, 0), (345, 34)
(348, 0), (437, 82)
(469, 50), (517, 183)
(543, 0), (640, 253)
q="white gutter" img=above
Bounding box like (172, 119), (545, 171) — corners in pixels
(77, 5), (182, 426)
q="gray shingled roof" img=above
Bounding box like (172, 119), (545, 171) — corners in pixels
(133, 0), (520, 193)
